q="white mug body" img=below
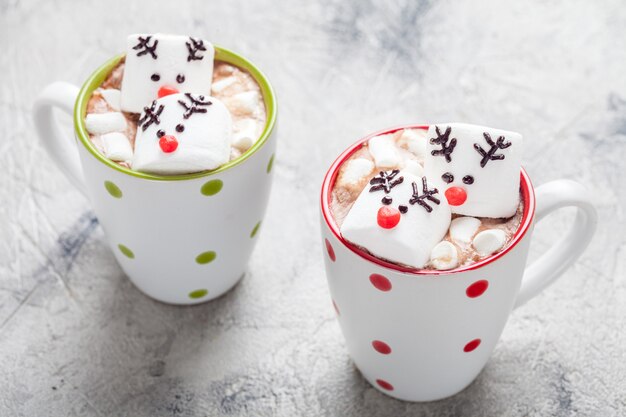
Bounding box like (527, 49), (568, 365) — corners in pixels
(79, 128), (276, 304)
(321, 212), (533, 401)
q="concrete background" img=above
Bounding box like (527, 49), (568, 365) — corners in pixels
(1, 0), (625, 415)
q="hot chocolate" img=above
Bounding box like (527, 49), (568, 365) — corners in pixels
(330, 125), (524, 271)
(83, 34), (266, 174)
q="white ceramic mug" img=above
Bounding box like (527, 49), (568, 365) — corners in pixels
(33, 48), (277, 305)
(320, 125), (597, 402)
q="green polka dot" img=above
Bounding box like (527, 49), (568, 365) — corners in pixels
(189, 289), (208, 299)
(266, 154), (275, 174)
(105, 181), (122, 198)
(118, 244), (134, 259)
(201, 179), (223, 196)
(195, 251), (216, 264)
(250, 221), (262, 238)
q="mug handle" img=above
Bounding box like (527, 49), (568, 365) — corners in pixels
(514, 179), (598, 308)
(33, 81), (87, 196)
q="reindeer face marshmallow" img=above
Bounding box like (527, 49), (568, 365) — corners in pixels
(340, 170), (452, 268)
(121, 34), (215, 113)
(131, 93), (232, 175)
(424, 123), (523, 218)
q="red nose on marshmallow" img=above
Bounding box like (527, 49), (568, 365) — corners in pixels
(377, 206), (401, 229)
(159, 135), (178, 153)
(445, 187), (467, 206)
(158, 85), (179, 98)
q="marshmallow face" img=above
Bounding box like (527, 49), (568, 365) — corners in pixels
(121, 34), (215, 113)
(131, 93), (232, 175)
(340, 171), (451, 269)
(424, 123), (523, 218)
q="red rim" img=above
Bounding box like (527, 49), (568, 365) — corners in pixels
(320, 124), (536, 275)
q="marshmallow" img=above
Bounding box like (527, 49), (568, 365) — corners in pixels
(232, 118), (258, 152)
(430, 241), (459, 270)
(85, 112), (127, 135)
(227, 91), (261, 116)
(400, 128), (428, 160)
(338, 158), (375, 186)
(131, 93), (232, 175)
(341, 171), (451, 268)
(211, 76), (237, 94)
(424, 123), (523, 218)
(403, 159), (424, 177)
(368, 133), (401, 168)
(449, 216), (481, 245)
(472, 229), (507, 256)
(100, 132), (133, 162)
(100, 89), (121, 111)
(121, 34), (215, 113)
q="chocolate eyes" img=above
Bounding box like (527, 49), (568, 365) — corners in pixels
(176, 74), (185, 84)
(176, 124), (185, 133)
(442, 172), (454, 184)
(156, 129), (165, 138)
(442, 172), (474, 185)
(151, 73), (160, 82)
(381, 197), (408, 214)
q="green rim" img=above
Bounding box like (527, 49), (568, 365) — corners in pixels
(73, 47), (277, 181)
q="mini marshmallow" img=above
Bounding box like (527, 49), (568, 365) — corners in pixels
(121, 34), (215, 113)
(230, 147), (242, 161)
(403, 159), (424, 177)
(400, 128), (428, 160)
(232, 118), (258, 152)
(211, 77), (237, 94)
(338, 158), (375, 186)
(449, 216), (481, 245)
(368, 133), (401, 169)
(100, 132), (133, 162)
(472, 229), (507, 256)
(424, 123), (523, 218)
(100, 89), (121, 111)
(85, 112), (127, 135)
(227, 91), (261, 116)
(430, 241), (459, 270)
(132, 93), (232, 175)
(341, 171), (451, 269)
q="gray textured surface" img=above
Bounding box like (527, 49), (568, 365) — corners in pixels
(1, 0), (625, 415)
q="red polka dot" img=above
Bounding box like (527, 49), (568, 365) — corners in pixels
(372, 340), (392, 354)
(369, 274), (392, 292)
(332, 299), (340, 316)
(463, 338), (481, 352)
(325, 239), (336, 262)
(376, 379), (394, 391)
(466, 280), (489, 298)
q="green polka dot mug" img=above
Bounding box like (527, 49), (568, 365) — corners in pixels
(320, 125), (597, 401)
(33, 47), (277, 304)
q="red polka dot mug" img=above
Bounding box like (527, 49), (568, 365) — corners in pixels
(33, 47), (277, 305)
(320, 125), (597, 401)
